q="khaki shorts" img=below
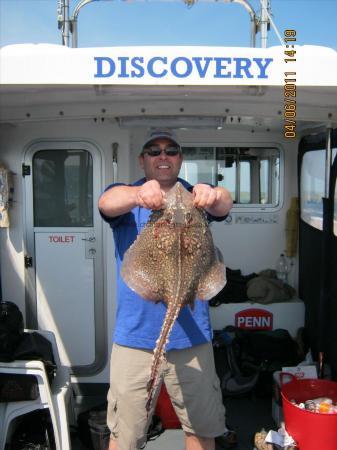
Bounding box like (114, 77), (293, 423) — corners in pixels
(107, 342), (227, 449)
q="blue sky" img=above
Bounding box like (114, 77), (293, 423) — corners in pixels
(0, 0), (336, 49)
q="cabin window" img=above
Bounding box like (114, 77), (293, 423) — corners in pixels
(260, 159), (269, 204)
(33, 149), (93, 227)
(179, 146), (280, 207)
(301, 148), (337, 231)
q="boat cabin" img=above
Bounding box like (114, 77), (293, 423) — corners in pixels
(0, 1), (337, 448)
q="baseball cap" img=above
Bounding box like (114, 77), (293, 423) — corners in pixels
(142, 129), (180, 150)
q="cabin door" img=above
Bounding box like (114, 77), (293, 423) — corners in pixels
(24, 141), (106, 376)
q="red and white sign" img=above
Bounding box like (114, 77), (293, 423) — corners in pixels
(282, 365), (317, 379)
(210, 300), (304, 337)
(235, 308), (273, 330)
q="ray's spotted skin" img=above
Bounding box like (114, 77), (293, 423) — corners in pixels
(121, 182), (226, 412)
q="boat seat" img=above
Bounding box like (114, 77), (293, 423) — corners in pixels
(0, 329), (74, 450)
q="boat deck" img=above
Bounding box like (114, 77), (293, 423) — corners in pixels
(72, 394), (276, 450)
(146, 396), (275, 450)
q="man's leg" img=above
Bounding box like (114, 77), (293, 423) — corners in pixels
(185, 433), (215, 450)
(164, 343), (228, 441)
(107, 344), (161, 450)
(108, 439), (118, 450)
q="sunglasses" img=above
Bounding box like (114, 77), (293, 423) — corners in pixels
(142, 146), (181, 157)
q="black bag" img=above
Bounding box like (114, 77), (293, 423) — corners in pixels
(78, 403), (109, 450)
(224, 326), (301, 396)
(225, 327), (300, 367)
(0, 373), (40, 402)
(0, 332), (57, 402)
(14, 331), (57, 383)
(213, 330), (259, 398)
(78, 403), (163, 450)
(0, 301), (24, 361)
(210, 268), (257, 306)
(10, 409), (56, 450)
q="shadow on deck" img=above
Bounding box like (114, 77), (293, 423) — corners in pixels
(145, 394), (276, 450)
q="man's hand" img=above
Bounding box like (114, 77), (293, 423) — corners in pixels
(193, 184), (233, 217)
(193, 184), (219, 209)
(98, 180), (166, 218)
(135, 180), (166, 210)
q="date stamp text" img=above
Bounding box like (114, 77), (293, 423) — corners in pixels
(283, 29), (297, 138)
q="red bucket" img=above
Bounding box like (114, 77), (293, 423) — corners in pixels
(281, 373), (337, 450)
(155, 383), (181, 429)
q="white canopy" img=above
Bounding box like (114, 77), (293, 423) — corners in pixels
(1, 43), (337, 86)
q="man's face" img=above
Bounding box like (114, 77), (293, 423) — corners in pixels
(139, 137), (183, 189)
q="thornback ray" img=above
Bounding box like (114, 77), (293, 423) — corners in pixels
(121, 182), (226, 412)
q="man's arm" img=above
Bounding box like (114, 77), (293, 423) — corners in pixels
(98, 179), (166, 218)
(192, 184), (233, 217)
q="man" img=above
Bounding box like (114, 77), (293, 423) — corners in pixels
(99, 129), (234, 450)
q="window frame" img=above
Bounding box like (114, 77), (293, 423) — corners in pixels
(32, 148), (94, 228)
(300, 147), (337, 232)
(180, 142), (284, 212)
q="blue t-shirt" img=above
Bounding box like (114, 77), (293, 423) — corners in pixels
(100, 177), (225, 351)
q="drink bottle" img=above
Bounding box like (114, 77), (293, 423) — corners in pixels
(276, 253), (289, 282)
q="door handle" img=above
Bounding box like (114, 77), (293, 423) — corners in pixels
(82, 237), (96, 242)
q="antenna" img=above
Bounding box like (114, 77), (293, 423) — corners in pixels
(57, 0), (71, 47)
(259, 0), (284, 47)
(259, 0), (270, 48)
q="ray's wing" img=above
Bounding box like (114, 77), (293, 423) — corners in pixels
(121, 216), (163, 302)
(196, 247), (227, 300)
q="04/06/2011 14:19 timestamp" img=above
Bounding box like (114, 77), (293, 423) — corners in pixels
(283, 29), (297, 139)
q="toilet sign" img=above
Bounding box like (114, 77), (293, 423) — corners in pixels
(235, 308), (273, 330)
(48, 235), (75, 243)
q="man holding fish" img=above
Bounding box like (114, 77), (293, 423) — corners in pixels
(99, 129), (234, 450)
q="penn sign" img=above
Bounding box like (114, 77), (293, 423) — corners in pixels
(235, 308), (273, 331)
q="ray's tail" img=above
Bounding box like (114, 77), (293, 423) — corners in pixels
(146, 302), (182, 413)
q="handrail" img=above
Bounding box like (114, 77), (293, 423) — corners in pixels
(71, 0), (95, 48)
(229, 0), (258, 47)
(59, 0), (270, 48)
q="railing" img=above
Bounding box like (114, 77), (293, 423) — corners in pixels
(57, 0), (275, 49)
